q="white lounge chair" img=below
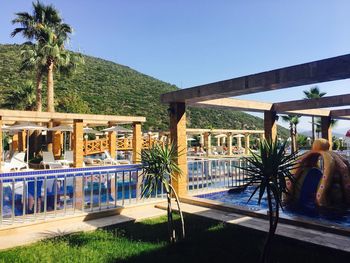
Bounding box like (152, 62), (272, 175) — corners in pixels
(103, 150), (130, 165)
(59, 150), (74, 166)
(41, 151), (64, 169)
(1, 152), (28, 172)
(103, 150), (118, 165)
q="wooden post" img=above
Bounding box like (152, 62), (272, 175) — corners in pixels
(264, 110), (277, 143)
(0, 117), (2, 164)
(321, 116), (332, 150)
(244, 134), (250, 155)
(204, 132), (212, 156)
(132, 122), (142, 163)
(199, 134), (204, 146)
(227, 133), (233, 156)
(18, 131), (26, 152)
(12, 134), (18, 152)
(222, 136), (226, 145)
(169, 102), (188, 197)
(217, 136), (221, 146)
(47, 121), (53, 152)
(237, 136), (242, 149)
(52, 123), (62, 159)
(73, 119), (84, 168)
(108, 122), (116, 159)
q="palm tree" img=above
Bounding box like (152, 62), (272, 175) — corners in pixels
(315, 118), (338, 138)
(303, 86), (327, 142)
(11, 1), (69, 112)
(141, 143), (185, 243)
(20, 43), (46, 111)
(2, 82), (36, 110)
(11, 1), (75, 112)
(241, 139), (299, 263)
(281, 114), (300, 153)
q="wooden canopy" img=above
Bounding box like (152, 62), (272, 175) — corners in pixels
(161, 53), (350, 197)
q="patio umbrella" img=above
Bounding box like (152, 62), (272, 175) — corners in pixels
(102, 126), (132, 133)
(9, 122), (47, 167)
(83, 127), (100, 134)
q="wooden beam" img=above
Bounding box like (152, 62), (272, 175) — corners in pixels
(273, 94), (350, 112)
(192, 98), (272, 112)
(321, 116), (332, 149)
(0, 109), (146, 123)
(330, 108), (350, 117)
(161, 54), (350, 103)
(186, 128), (265, 134)
(264, 111), (277, 143)
(191, 97), (331, 117)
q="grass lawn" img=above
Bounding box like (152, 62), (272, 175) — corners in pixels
(0, 213), (348, 263)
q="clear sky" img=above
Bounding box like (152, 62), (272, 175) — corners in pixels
(1, 0), (350, 134)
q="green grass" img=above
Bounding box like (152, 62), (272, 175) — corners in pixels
(0, 214), (347, 263)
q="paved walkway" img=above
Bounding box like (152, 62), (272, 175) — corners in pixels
(0, 204), (166, 250)
(156, 202), (350, 252)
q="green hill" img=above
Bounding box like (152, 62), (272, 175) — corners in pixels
(0, 44), (288, 137)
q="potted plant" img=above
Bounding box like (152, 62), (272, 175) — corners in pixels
(140, 143), (185, 243)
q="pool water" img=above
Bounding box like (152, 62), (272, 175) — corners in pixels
(196, 186), (350, 229)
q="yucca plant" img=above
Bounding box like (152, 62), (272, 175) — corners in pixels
(240, 139), (299, 263)
(140, 143), (185, 243)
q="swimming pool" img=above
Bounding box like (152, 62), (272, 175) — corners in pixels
(196, 186), (350, 229)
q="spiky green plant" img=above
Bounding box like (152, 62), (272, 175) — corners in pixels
(240, 139), (299, 263)
(140, 143), (185, 243)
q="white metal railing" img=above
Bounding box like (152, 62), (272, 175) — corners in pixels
(0, 165), (166, 226)
(187, 158), (249, 192)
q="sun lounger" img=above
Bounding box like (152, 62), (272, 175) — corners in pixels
(59, 150), (74, 166)
(1, 152), (28, 172)
(41, 151), (64, 169)
(103, 150), (130, 165)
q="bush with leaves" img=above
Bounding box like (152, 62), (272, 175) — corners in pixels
(240, 139), (299, 263)
(140, 143), (185, 243)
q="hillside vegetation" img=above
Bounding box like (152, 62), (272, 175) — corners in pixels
(0, 44), (288, 136)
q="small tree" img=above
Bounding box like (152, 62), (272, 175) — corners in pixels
(140, 143), (185, 243)
(241, 139), (299, 263)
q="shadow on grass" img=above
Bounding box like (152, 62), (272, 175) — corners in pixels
(108, 214), (349, 263)
(2, 213), (348, 263)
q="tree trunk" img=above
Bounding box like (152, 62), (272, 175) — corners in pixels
(290, 124), (295, 153)
(47, 60), (55, 112)
(166, 191), (176, 243)
(260, 189), (279, 263)
(311, 116), (315, 142)
(36, 71), (43, 112)
(32, 71), (43, 155)
(169, 184), (186, 239)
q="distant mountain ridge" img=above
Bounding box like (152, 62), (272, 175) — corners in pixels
(0, 44), (288, 136)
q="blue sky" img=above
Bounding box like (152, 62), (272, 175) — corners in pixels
(1, 0), (350, 134)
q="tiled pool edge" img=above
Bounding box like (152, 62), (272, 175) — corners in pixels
(181, 195), (350, 237)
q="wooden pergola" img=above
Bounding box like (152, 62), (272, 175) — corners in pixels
(161, 54), (350, 196)
(0, 109), (146, 166)
(186, 128), (264, 155)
